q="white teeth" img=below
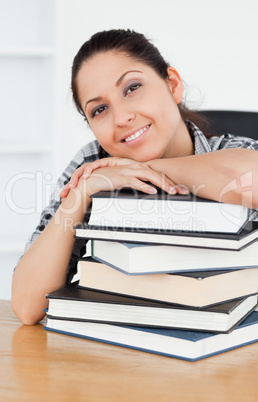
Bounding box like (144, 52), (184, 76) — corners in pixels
(124, 125), (149, 142)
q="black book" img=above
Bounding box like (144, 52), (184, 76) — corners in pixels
(75, 221), (258, 251)
(45, 282), (258, 333)
(87, 188), (250, 234)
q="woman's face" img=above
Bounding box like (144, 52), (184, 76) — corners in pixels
(76, 51), (192, 161)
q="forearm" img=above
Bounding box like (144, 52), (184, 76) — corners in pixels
(148, 149), (258, 207)
(12, 179), (90, 325)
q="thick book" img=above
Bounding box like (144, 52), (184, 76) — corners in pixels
(78, 258), (258, 307)
(91, 238), (258, 274)
(44, 311), (258, 362)
(45, 282), (258, 333)
(75, 221), (258, 251)
(88, 188), (250, 234)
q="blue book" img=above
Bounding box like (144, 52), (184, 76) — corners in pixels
(44, 311), (258, 362)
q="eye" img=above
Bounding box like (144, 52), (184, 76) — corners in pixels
(91, 105), (108, 118)
(125, 82), (142, 96)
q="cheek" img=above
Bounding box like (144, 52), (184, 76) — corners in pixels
(147, 93), (175, 121)
(160, 101), (181, 125)
(90, 122), (112, 145)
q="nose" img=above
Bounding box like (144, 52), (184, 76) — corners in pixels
(113, 103), (136, 127)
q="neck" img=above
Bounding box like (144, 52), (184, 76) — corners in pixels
(162, 119), (194, 159)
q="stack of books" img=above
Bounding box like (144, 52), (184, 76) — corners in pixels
(44, 189), (258, 361)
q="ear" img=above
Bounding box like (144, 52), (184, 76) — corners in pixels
(166, 66), (184, 104)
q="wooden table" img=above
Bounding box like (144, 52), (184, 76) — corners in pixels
(1, 300), (258, 402)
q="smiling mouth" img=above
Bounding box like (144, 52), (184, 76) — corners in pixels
(122, 124), (151, 143)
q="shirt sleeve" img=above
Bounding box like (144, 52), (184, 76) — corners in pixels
(20, 140), (103, 283)
(208, 134), (258, 221)
(208, 133), (258, 151)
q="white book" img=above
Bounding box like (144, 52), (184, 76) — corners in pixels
(88, 189), (250, 234)
(92, 238), (258, 274)
(44, 312), (258, 362)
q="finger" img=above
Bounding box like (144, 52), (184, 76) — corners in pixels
(60, 181), (74, 198)
(83, 157), (137, 179)
(83, 157), (122, 178)
(149, 170), (178, 195)
(143, 169), (187, 195)
(128, 167), (177, 195)
(70, 165), (86, 186)
(83, 165), (94, 179)
(156, 175), (189, 195)
(176, 185), (190, 195)
(83, 159), (109, 178)
(119, 177), (159, 195)
(60, 186), (70, 199)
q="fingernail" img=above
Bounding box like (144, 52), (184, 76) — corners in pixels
(179, 186), (189, 194)
(83, 171), (90, 179)
(149, 187), (157, 194)
(168, 186), (177, 194)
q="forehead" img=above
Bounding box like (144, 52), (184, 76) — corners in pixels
(79, 50), (148, 77)
(76, 51), (154, 98)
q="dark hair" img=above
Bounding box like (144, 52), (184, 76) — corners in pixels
(71, 29), (209, 135)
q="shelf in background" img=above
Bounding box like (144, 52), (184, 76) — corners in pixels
(0, 143), (53, 154)
(0, 242), (25, 254)
(0, 48), (56, 57)
(0, 0), (57, 301)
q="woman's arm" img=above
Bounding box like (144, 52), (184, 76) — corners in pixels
(12, 162), (179, 325)
(147, 148), (258, 208)
(12, 179), (90, 325)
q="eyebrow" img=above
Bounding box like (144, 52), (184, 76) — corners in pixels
(116, 70), (143, 86)
(84, 70), (143, 112)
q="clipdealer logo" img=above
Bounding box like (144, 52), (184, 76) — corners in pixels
(5, 171), (53, 214)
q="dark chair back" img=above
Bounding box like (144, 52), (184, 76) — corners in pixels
(201, 111), (258, 140)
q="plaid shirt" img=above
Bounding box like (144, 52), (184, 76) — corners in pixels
(23, 121), (258, 282)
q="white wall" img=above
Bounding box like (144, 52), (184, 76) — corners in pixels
(56, 0), (258, 169)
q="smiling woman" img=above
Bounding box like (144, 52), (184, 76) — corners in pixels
(75, 51), (192, 162)
(12, 29), (258, 325)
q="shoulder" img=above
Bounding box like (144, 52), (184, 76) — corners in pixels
(59, 140), (109, 184)
(69, 139), (105, 166)
(208, 134), (258, 151)
(22, 140), (107, 255)
(187, 120), (258, 154)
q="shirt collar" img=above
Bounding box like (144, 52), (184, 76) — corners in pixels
(186, 120), (212, 154)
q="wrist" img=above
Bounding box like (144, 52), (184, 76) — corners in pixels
(55, 178), (91, 229)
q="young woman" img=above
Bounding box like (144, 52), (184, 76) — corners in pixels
(12, 29), (258, 325)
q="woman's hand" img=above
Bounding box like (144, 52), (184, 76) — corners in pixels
(60, 157), (133, 198)
(82, 163), (178, 197)
(60, 157), (189, 199)
(66, 161), (189, 201)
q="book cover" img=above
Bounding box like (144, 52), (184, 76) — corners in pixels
(88, 188), (250, 234)
(74, 221), (258, 251)
(44, 311), (258, 362)
(91, 238), (258, 274)
(78, 258), (258, 307)
(45, 282), (258, 333)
